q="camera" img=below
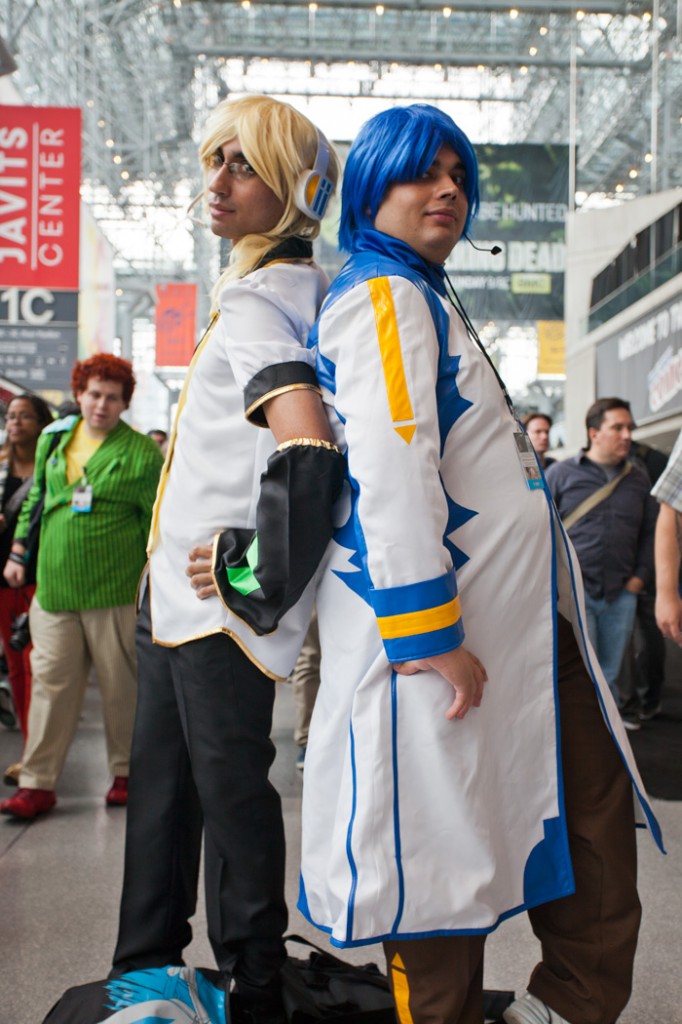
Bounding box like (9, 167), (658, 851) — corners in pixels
(9, 612), (31, 652)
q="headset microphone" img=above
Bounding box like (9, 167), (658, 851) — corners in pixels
(465, 236), (502, 256)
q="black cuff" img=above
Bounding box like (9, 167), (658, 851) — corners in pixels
(213, 444), (346, 634)
(244, 362), (320, 426)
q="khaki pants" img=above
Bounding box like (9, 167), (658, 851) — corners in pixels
(19, 599), (138, 791)
(291, 610), (321, 747)
(384, 616), (641, 1024)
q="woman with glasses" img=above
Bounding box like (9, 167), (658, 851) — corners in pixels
(0, 393), (53, 779)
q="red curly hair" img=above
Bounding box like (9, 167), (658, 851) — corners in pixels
(70, 354), (136, 405)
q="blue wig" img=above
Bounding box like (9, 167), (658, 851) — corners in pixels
(339, 104), (480, 252)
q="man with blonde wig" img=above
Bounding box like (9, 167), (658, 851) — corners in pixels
(112, 96), (342, 1024)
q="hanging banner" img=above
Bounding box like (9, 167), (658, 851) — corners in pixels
(537, 320), (565, 375)
(448, 143), (569, 323)
(0, 105), (81, 390)
(596, 290), (682, 424)
(155, 282), (197, 367)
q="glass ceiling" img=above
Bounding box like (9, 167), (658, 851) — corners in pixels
(1, 0), (680, 294)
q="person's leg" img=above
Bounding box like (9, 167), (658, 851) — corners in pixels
(526, 615), (640, 1024)
(172, 633), (287, 991)
(82, 604), (137, 778)
(633, 591), (666, 714)
(291, 610), (320, 748)
(0, 585), (34, 737)
(112, 593), (203, 973)
(19, 600), (91, 790)
(593, 589), (637, 704)
(383, 936), (486, 1024)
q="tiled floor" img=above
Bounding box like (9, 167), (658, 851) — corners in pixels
(0, 678), (680, 1023)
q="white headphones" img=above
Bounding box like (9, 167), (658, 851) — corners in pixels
(294, 131), (334, 221)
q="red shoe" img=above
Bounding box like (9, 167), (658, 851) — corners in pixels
(105, 776), (128, 806)
(0, 787), (56, 820)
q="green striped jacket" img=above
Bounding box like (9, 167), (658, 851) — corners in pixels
(16, 415), (164, 612)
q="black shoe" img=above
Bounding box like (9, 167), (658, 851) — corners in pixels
(638, 701), (662, 721)
(620, 710), (641, 732)
(0, 680), (17, 730)
(233, 981), (286, 1024)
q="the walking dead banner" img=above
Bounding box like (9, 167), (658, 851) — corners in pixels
(447, 143), (569, 323)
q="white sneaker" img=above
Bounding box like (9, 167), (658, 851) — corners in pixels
(503, 992), (570, 1024)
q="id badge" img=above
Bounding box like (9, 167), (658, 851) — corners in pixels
(72, 483), (93, 513)
(513, 431), (544, 491)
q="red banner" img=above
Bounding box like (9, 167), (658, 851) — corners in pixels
(0, 106), (82, 289)
(155, 283), (197, 367)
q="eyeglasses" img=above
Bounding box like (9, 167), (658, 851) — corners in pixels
(227, 161), (257, 182)
(211, 155), (258, 183)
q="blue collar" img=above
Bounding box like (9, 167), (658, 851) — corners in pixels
(349, 228), (448, 298)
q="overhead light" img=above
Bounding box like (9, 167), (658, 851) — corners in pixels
(309, 2), (318, 8)
(121, 171), (130, 180)
(241, 1), (251, 9)
(105, 138), (114, 147)
(629, 169), (638, 179)
(643, 11), (652, 21)
(113, 154), (122, 164)
(644, 152), (653, 163)
(520, 65), (528, 75)
(173, 0), (182, 7)
(115, 288), (123, 297)
(509, 8), (519, 19)
(576, 10), (585, 20)
(615, 183), (624, 193)
(375, 4), (385, 14)
(442, 6), (452, 16)
(477, 64), (485, 71)
(86, 99), (94, 108)
(539, 25), (548, 35)
(529, 46), (538, 56)
(97, 118), (106, 127)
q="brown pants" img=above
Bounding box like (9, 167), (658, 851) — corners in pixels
(384, 616), (641, 1024)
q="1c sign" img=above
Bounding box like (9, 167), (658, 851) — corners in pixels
(0, 287), (56, 325)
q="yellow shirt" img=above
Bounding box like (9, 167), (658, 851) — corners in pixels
(65, 420), (103, 485)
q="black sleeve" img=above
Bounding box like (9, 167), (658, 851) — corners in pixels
(213, 442), (346, 635)
(244, 361), (321, 426)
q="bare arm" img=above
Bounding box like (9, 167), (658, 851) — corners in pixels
(654, 501), (682, 641)
(262, 387), (333, 444)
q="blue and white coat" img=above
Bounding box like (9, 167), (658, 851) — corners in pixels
(299, 229), (662, 948)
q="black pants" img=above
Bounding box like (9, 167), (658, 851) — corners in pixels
(113, 592), (287, 988)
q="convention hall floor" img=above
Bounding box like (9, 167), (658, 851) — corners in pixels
(1, 676), (680, 1024)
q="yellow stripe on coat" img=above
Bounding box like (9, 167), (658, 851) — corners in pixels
(367, 277), (416, 444)
(390, 954), (415, 1024)
(377, 597), (461, 640)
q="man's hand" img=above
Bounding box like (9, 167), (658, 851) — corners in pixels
(4, 560), (26, 588)
(186, 544), (218, 600)
(656, 588), (682, 644)
(393, 646), (487, 720)
(624, 575), (645, 594)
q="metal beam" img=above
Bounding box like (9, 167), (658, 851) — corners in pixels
(200, 0), (646, 13)
(182, 43), (650, 70)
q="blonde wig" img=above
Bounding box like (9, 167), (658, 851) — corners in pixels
(197, 95), (340, 306)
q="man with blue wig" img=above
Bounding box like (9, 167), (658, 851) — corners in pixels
(296, 105), (662, 1024)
